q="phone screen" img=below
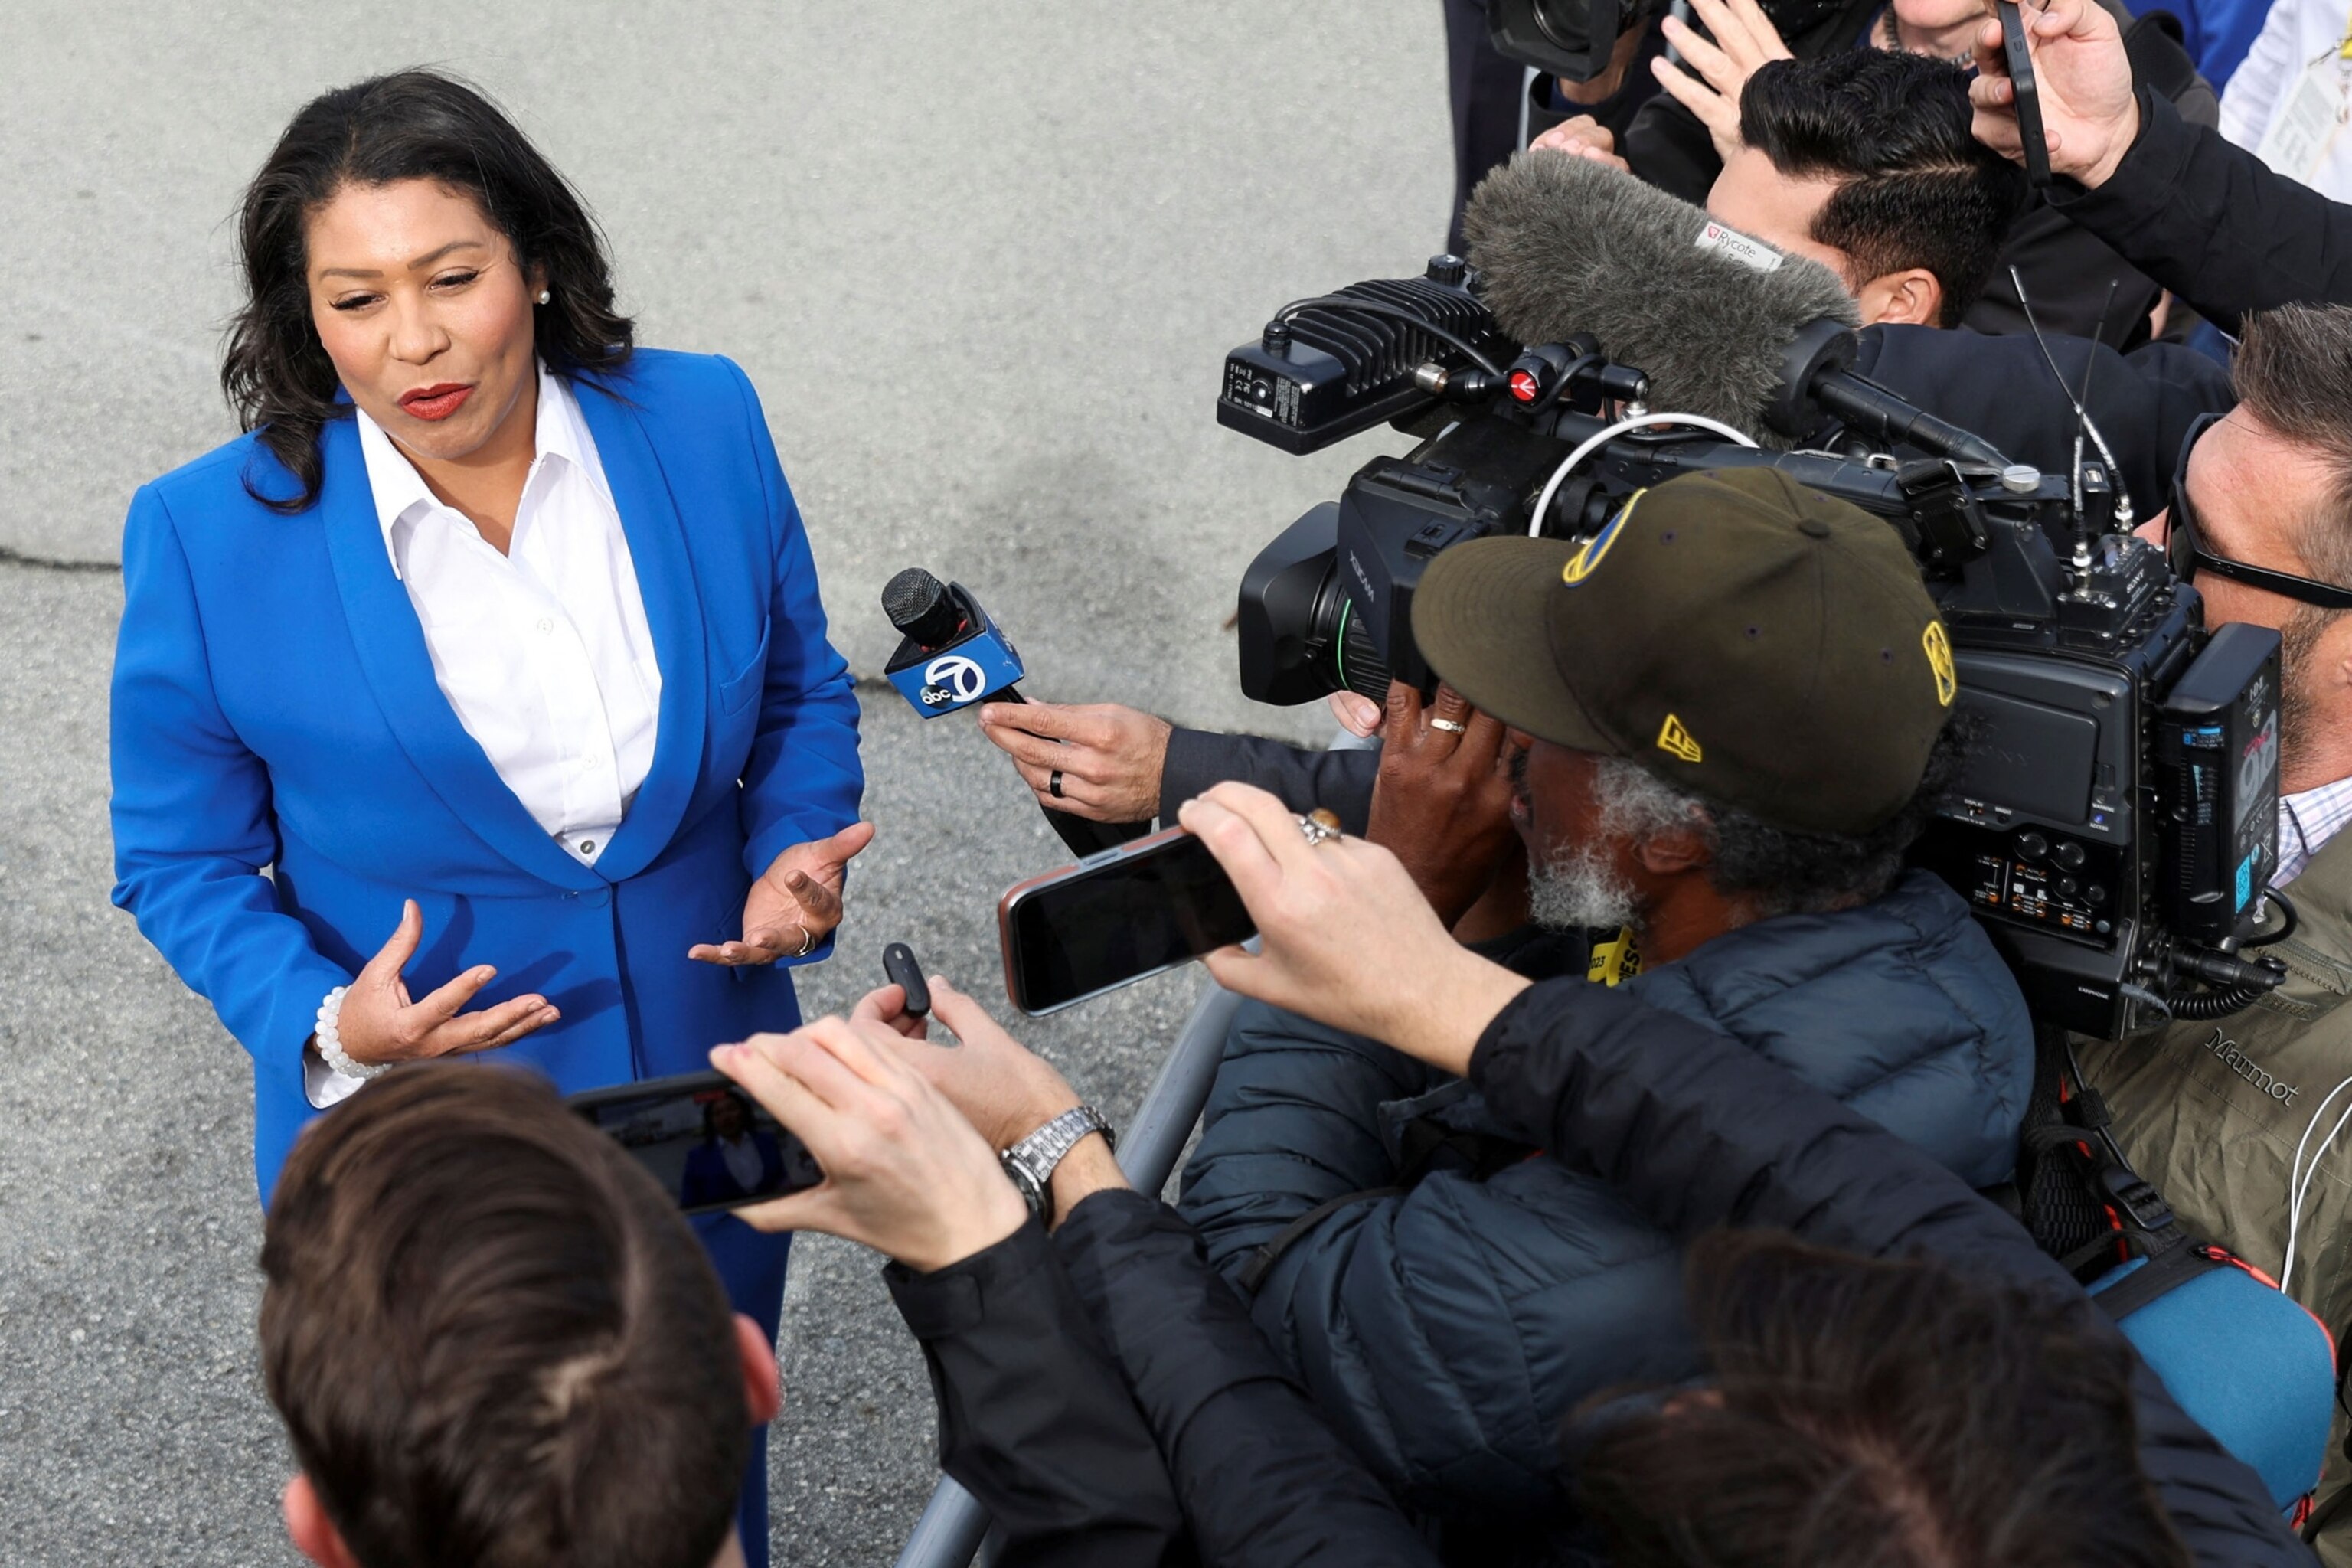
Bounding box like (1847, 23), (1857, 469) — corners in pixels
(568, 1070), (823, 1215)
(1004, 831), (1257, 1014)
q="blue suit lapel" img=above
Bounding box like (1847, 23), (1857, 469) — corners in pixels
(318, 416), (600, 890)
(576, 377), (710, 883)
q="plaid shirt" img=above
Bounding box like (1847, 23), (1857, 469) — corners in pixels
(2277, 776), (2352, 887)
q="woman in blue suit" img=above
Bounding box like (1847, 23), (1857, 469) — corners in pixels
(108, 71), (862, 1565)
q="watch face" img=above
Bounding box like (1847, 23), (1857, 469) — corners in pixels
(1000, 1152), (1046, 1217)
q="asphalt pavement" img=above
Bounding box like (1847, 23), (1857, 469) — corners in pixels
(0, 4), (1452, 1563)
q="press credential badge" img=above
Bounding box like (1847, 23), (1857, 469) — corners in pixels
(2256, 6), (2352, 201)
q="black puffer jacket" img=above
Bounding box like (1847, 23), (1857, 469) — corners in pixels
(1178, 874), (2034, 1538)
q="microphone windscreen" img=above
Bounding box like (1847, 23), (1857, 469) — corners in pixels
(882, 567), (967, 649)
(1463, 151), (1859, 443)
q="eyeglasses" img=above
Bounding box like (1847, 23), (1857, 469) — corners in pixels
(2166, 411), (2352, 610)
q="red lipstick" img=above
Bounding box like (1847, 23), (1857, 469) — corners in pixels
(398, 383), (473, 422)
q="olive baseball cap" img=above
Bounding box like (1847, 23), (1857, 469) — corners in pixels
(1412, 467), (1957, 835)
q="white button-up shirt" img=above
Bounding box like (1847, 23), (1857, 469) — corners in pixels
(2278, 778), (2352, 887)
(355, 361), (662, 864)
(310, 364), (662, 1107)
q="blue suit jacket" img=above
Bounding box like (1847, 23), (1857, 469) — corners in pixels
(110, 350), (864, 1197)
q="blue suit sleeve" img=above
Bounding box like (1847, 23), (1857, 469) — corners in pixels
(109, 485), (350, 1097)
(718, 358), (864, 904)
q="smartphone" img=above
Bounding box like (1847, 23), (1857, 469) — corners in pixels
(998, 825), (1257, 1015)
(568, 1069), (823, 1216)
(1997, 0), (2053, 188)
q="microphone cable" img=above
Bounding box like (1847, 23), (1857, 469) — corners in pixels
(1526, 412), (1759, 537)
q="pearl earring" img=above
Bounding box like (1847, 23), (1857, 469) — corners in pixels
(537, 289), (551, 305)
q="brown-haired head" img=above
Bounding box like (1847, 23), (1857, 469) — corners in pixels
(260, 1064), (746, 1568)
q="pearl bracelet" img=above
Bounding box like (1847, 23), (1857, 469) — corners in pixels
(315, 985), (390, 1081)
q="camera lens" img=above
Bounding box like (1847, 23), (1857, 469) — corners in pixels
(1527, 0), (1592, 50)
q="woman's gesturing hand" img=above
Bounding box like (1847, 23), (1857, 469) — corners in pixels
(692, 820), (876, 965)
(332, 899), (559, 1067)
(1178, 783), (1531, 1076)
(710, 1016), (1031, 1273)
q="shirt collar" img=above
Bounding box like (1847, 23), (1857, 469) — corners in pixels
(351, 361), (594, 579)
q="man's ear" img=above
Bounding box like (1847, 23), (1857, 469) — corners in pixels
(1857, 267), (1946, 328)
(284, 1475), (361, 1568)
(1632, 823), (1713, 877)
(735, 1312), (782, 1427)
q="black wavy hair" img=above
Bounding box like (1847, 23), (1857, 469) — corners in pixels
(220, 70), (633, 512)
(1740, 51), (2027, 327)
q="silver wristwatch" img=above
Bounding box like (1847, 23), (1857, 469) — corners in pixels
(1000, 1105), (1114, 1226)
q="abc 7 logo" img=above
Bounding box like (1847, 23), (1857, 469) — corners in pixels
(919, 654), (987, 707)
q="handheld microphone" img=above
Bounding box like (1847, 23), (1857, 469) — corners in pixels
(880, 569), (1028, 717)
(878, 567), (1150, 858)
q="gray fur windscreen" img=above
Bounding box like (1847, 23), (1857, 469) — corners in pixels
(1462, 150), (1859, 446)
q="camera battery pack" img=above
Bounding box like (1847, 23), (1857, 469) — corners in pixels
(2156, 622), (2284, 945)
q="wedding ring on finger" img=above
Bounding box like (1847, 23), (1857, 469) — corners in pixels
(1296, 808), (1344, 848)
(1428, 717), (1468, 734)
(1049, 769), (1065, 799)
(789, 924), (817, 959)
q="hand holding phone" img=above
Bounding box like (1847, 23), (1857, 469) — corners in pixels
(709, 1019), (1030, 1272)
(1995, 0), (2052, 188)
(1971, 0), (2141, 188)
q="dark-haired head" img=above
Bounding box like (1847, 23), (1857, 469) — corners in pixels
(1568, 1230), (2190, 1568)
(222, 70), (633, 511)
(260, 1063), (769, 1568)
(1711, 50), (2026, 328)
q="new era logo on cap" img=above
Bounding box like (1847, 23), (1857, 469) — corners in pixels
(1657, 714), (1703, 763)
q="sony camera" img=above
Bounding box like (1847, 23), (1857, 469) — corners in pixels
(1218, 260), (2286, 1040)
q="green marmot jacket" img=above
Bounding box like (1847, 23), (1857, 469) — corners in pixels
(2078, 826), (2352, 1554)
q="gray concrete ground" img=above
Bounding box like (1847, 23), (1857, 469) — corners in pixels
(0, 3), (1451, 1563)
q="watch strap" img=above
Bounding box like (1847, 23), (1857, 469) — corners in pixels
(1000, 1105), (1113, 1226)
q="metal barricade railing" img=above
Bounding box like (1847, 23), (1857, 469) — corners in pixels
(891, 975), (1246, 1568)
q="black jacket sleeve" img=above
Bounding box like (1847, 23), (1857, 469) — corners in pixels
(1851, 325), (2233, 519)
(884, 1220), (1192, 1568)
(1158, 730), (1380, 834)
(1465, 978), (2311, 1568)
(1054, 1190), (1441, 1568)
(2047, 87), (2352, 330)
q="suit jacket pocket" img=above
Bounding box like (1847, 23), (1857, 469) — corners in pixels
(717, 618), (772, 717)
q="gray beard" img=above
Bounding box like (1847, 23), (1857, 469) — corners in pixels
(1528, 844), (1642, 936)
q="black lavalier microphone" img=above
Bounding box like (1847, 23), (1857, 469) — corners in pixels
(878, 567), (1149, 859)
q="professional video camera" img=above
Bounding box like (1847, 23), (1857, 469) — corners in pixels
(1217, 256), (2286, 1041)
(1483, 0), (1851, 81)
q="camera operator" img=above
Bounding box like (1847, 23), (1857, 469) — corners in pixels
(1173, 469), (2035, 1550)
(259, 1067), (784, 1568)
(1695, 50), (2233, 513)
(1969, 0), (2352, 322)
(2055, 303), (2352, 1553)
(771, 824), (2305, 1563)
(1605, 0), (2216, 342)
(1445, 0), (1668, 256)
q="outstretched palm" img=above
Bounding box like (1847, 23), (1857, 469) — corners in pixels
(689, 821), (876, 965)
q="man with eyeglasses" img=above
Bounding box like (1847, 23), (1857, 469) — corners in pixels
(2073, 301), (2352, 1557)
